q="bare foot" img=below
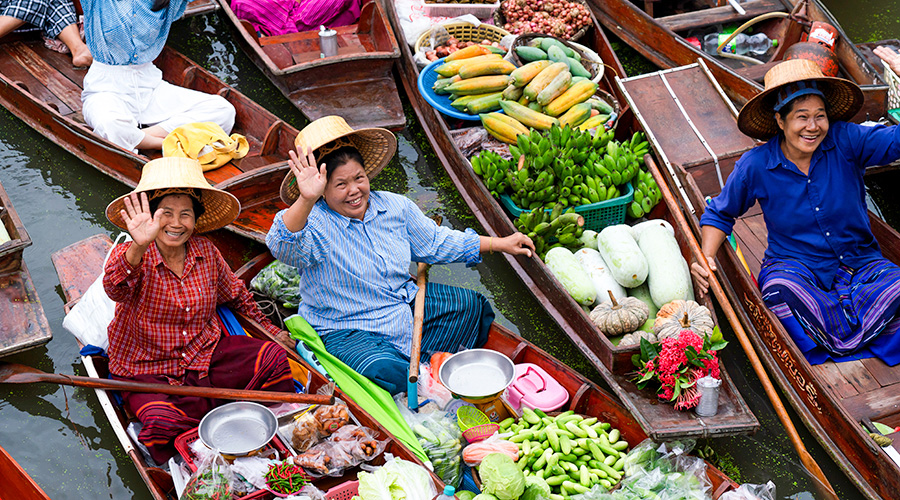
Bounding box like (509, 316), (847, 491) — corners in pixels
(72, 45), (92, 67)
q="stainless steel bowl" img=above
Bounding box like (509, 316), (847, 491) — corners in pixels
(198, 402), (278, 456)
(438, 349), (515, 400)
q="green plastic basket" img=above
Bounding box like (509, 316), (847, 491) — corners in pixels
(499, 182), (633, 232)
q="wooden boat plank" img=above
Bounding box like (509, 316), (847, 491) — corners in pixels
(658, 0), (786, 33)
(811, 363), (859, 399)
(6, 42), (84, 114)
(0, 46), (74, 116)
(842, 383), (900, 421)
(835, 360), (882, 394)
(52, 234), (113, 308)
(859, 358), (900, 387)
(259, 24), (361, 46)
(0, 264), (52, 356)
(0, 446), (52, 500)
(32, 39), (87, 88)
(289, 76), (404, 130)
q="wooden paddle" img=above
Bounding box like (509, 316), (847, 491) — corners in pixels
(0, 362), (334, 405)
(408, 215), (442, 410)
(646, 156), (839, 499)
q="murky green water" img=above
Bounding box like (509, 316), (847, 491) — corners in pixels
(0, 5), (896, 499)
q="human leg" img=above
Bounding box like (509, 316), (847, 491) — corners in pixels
(847, 259), (900, 365)
(141, 80), (236, 136)
(418, 283), (493, 355)
(0, 16), (27, 39)
(56, 23), (91, 66)
(206, 334), (295, 396)
(82, 83), (147, 151)
(320, 329), (410, 395)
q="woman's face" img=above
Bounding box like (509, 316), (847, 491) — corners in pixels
(155, 194), (196, 250)
(323, 159), (370, 220)
(775, 94), (829, 160)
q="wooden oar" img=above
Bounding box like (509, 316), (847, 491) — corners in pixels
(646, 156), (839, 499)
(408, 215), (442, 410)
(0, 362), (334, 405)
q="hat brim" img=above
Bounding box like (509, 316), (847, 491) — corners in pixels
(737, 75), (864, 140)
(280, 127), (397, 205)
(106, 187), (241, 234)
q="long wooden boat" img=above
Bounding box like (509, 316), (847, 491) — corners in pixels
(0, 179), (52, 358)
(620, 63), (900, 500)
(382, 2), (758, 440)
(52, 233), (741, 499)
(0, 445), (52, 500)
(213, 0), (405, 130)
(589, 0), (887, 120)
(0, 4), (296, 244)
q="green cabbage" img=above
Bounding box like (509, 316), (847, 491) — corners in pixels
(520, 475), (551, 500)
(357, 458), (436, 500)
(457, 491), (477, 500)
(478, 453), (525, 500)
(472, 494), (498, 500)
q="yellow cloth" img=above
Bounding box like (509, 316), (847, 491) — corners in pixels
(162, 122), (249, 171)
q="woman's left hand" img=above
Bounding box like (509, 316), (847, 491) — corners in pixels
(276, 330), (297, 349)
(495, 233), (535, 258)
(874, 45), (900, 76)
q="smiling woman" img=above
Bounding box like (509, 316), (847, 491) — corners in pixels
(690, 58), (900, 368)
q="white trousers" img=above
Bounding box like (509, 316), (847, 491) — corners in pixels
(81, 61), (236, 152)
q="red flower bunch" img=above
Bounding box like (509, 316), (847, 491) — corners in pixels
(632, 327), (727, 410)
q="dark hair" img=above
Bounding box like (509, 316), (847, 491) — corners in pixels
(775, 93), (829, 119)
(320, 146), (365, 179)
(149, 190), (205, 221)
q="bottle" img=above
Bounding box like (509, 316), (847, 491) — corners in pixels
(702, 33), (777, 56)
(434, 485), (457, 500)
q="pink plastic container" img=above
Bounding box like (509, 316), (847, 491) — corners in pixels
(505, 363), (569, 412)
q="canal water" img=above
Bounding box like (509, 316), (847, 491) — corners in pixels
(0, 4), (895, 499)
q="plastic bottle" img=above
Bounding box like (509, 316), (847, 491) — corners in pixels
(434, 485), (457, 500)
(702, 33), (777, 56)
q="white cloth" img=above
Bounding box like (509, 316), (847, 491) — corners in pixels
(81, 61), (236, 152)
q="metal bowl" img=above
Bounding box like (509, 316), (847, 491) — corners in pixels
(198, 402), (278, 456)
(438, 349), (515, 400)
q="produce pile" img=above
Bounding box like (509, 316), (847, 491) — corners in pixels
(483, 408), (629, 497)
(425, 39), (508, 62)
(499, 0), (592, 39)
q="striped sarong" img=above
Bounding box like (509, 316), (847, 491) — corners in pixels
(759, 257), (900, 366)
(113, 334), (294, 464)
(320, 283), (494, 395)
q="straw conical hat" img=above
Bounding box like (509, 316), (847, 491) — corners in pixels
(737, 58), (863, 140)
(106, 157), (241, 233)
(280, 116), (397, 205)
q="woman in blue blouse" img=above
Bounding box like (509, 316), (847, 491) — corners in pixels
(691, 58), (900, 366)
(267, 116), (534, 394)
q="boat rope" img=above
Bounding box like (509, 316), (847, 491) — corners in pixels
(658, 70), (725, 189)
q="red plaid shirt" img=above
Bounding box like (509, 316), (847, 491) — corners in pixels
(103, 236), (281, 383)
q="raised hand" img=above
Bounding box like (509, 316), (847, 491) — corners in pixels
(121, 192), (161, 248)
(288, 144), (328, 203)
(874, 46), (900, 77)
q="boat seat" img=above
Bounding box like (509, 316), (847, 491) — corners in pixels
(735, 60), (778, 83)
(657, 0), (786, 33)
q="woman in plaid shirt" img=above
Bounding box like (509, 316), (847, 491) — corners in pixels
(0, 0), (92, 66)
(103, 157), (295, 464)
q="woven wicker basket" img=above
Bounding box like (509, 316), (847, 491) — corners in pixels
(510, 33), (602, 80)
(414, 22), (511, 54)
(493, 0), (592, 42)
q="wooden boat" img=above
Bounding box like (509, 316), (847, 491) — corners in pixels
(618, 62), (900, 500)
(589, 0), (888, 120)
(52, 233), (741, 499)
(214, 0), (405, 130)
(382, 1), (758, 441)
(0, 179), (52, 358)
(0, 445), (52, 500)
(0, 5), (297, 244)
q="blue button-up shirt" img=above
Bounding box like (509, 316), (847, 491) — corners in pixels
(266, 191), (482, 354)
(701, 121), (900, 287)
(82, 0), (189, 66)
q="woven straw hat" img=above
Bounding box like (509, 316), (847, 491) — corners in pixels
(737, 58), (863, 140)
(280, 116), (397, 205)
(106, 157), (241, 233)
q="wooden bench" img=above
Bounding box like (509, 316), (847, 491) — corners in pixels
(658, 0), (785, 33)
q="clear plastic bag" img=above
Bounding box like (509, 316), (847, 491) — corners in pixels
(250, 260), (302, 308)
(462, 433), (518, 466)
(719, 481), (776, 500)
(291, 411), (323, 453)
(418, 362), (453, 410)
(294, 425), (387, 477)
(181, 450), (235, 500)
(404, 410), (463, 487)
(330, 424), (388, 461)
(313, 402), (351, 437)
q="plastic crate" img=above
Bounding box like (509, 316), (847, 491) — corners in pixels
(883, 59), (900, 121)
(499, 182), (634, 232)
(422, 1), (500, 19)
(324, 480), (359, 500)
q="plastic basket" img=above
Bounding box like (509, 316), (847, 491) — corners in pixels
(423, 1), (500, 19)
(499, 182), (633, 232)
(415, 21), (510, 54)
(324, 480), (359, 500)
(883, 59), (900, 116)
(463, 423), (500, 443)
(418, 57), (489, 121)
(457, 405), (491, 431)
(493, 0), (591, 42)
(510, 34), (602, 80)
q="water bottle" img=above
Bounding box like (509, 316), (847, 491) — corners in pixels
(703, 33), (777, 56)
(434, 485), (457, 500)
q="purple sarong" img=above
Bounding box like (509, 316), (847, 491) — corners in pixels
(759, 257), (900, 366)
(231, 0), (362, 37)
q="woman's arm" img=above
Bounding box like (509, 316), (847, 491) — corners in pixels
(690, 225), (728, 298)
(479, 234), (534, 258)
(280, 145), (327, 232)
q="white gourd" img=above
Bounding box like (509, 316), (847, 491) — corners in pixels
(578, 230), (598, 250)
(545, 247), (596, 306)
(638, 225), (694, 308)
(574, 248), (626, 304)
(597, 225), (648, 288)
(631, 219), (674, 242)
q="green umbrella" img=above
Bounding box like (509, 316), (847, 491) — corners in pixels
(284, 315), (429, 463)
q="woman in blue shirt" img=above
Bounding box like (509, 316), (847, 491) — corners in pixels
(267, 116), (534, 394)
(691, 58), (900, 366)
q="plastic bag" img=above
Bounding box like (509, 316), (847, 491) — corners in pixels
(294, 425), (386, 477)
(313, 402), (351, 437)
(330, 424), (389, 461)
(418, 362), (453, 409)
(291, 411), (324, 453)
(462, 433), (518, 466)
(250, 260), (302, 308)
(182, 450), (235, 500)
(719, 481), (776, 500)
(405, 410), (462, 487)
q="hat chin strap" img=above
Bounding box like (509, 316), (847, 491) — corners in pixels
(316, 137), (355, 158)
